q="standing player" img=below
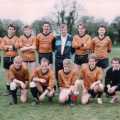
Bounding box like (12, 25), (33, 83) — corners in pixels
(36, 22), (55, 68)
(80, 54), (104, 104)
(105, 57), (120, 103)
(72, 23), (92, 71)
(58, 59), (81, 105)
(30, 58), (55, 104)
(2, 24), (19, 95)
(19, 25), (36, 71)
(92, 25), (112, 69)
(55, 23), (74, 81)
(8, 56), (29, 104)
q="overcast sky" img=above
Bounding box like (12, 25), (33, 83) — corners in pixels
(0, 0), (120, 23)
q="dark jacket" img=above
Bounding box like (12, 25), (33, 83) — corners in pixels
(55, 34), (74, 59)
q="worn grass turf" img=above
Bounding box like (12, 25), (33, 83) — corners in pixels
(0, 47), (120, 120)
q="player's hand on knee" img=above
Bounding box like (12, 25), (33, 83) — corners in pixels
(10, 81), (17, 90)
(82, 88), (87, 94)
(20, 82), (26, 89)
(49, 89), (54, 96)
(33, 77), (40, 82)
(90, 82), (96, 89)
(39, 79), (46, 83)
(90, 84), (94, 90)
(30, 81), (36, 88)
(109, 86), (117, 93)
(70, 85), (74, 92)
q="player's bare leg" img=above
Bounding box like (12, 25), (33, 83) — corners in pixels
(81, 92), (90, 105)
(59, 88), (70, 104)
(20, 89), (28, 103)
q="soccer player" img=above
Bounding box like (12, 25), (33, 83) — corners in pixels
(8, 56), (29, 104)
(30, 58), (55, 104)
(92, 25), (112, 69)
(55, 23), (74, 81)
(19, 25), (36, 71)
(72, 23), (92, 71)
(58, 59), (81, 105)
(1, 24), (19, 95)
(36, 22), (55, 68)
(105, 57), (120, 103)
(80, 54), (104, 104)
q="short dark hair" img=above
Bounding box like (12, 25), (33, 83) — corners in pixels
(111, 57), (120, 64)
(24, 25), (32, 29)
(8, 24), (16, 30)
(43, 21), (50, 26)
(60, 23), (67, 29)
(98, 25), (107, 31)
(78, 23), (86, 29)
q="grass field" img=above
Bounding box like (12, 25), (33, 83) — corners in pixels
(0, 47), (120, 120)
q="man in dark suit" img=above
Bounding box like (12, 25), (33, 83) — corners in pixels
(54, 23), (74, 85)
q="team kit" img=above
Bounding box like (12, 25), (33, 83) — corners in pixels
(0, 22), (120, 106)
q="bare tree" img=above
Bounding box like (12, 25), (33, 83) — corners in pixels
(51, 0), (86, 34)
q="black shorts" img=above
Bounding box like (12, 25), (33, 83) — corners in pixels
(3, 57), (15, 69)
(42, 86), (48, 92)
(88, 89), (97, 98)
(38, 53), (53, 64)
(74, 54), (88, 65)
(97, 58), (109, 69)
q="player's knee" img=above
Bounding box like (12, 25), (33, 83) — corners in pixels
(75, 80), (81, 86)
(30, 81), (36, 88)
(59, 96), (67, 104)
(97, 84), (104, 92)
(21, 97), (27, 103)
(59, 98), (66, 104)
(81, 98), (88, 105)
(81, 95), (89, 105)
(47, 91), (54, 97)
(10, 82), (17, 90)
(39, 96), (45, 102)
(100, 84), (104, 90)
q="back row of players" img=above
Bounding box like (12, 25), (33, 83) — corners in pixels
(0, 22), (120, 105)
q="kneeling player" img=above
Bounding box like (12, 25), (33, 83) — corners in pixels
(80, 54), (104, 104)
(8, 56), (29, 104)
(58, 59), (81, 105)
(30, 58), (55, 104)
(105, 57), (120, 103)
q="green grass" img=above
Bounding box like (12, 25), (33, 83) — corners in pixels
(0, 47), (120, 120)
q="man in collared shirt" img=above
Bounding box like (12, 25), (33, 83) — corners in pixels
(55, 23), (74, 84)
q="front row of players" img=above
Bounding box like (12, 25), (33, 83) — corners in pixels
(8, 55), (120, 105)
